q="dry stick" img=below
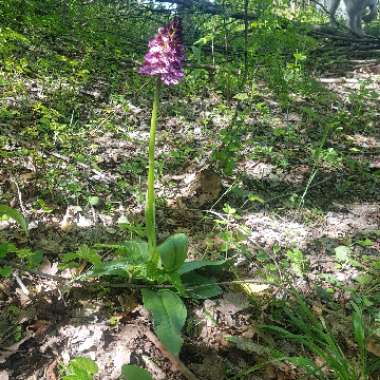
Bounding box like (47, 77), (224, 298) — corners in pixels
(152, 0), (258, 21)
(13, 271), (30, 296)
(209, 181), (236, 211)
(0, 259), (280, 291)
(11, 176), (26, 214)
(186, 278), (280, 289)
(309, 0), (341, 27)
(312, 30), (380, 43)
(106, 278), (279, 290)
(101, 282), (172, 288)
(140, 325), (201, 380)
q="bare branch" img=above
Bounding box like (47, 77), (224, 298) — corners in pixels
(150, 0), (258, 20)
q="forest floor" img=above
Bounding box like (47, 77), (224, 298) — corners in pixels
(0, 38), (380, 380)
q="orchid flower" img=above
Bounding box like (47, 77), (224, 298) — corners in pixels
(139, 18), (185, 265)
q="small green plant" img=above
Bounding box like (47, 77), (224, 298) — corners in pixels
(299, 122), (336, 207)
(0, 241), (43, 278)
(286, 248), (307, 276)
(61, 357), (98, 380)
(348, 80), (378, 124)
(134, 18), (223, 356)
(0, 205), (28, 232)
(211, 110), (249, 175)
(262, 294), (380, 380)
(61, 19), (225, 363)
(60, 358), (155, 380)
(0, 206), (32, 278)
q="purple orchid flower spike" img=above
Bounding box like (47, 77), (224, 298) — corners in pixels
(139, 18), (185, 85)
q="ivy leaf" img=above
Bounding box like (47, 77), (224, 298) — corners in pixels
(286, 248), (306, 276)
(142, 289), (187, 356)
(62, 245), (102, 268)
(77, 245), (102, 267)
(88, 196), (100, 206)
(335, 246), (351, 263)
(0, 205), (28, 232)
(120, 364), (153, 380)
(158, 233), (188, 272)
(233, 92), (249, 101)
(63, 357), (98, 380)
(15, 248), (43, 268)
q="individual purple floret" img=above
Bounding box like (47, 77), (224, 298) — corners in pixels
(139, 18), (185, 86)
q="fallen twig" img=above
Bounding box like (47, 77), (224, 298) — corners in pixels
(140, 325), (201, 380)
(0, 259), (281, 292)
(10, 177), (26, 214)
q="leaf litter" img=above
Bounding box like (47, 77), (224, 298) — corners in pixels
(1, 40), (380, 380)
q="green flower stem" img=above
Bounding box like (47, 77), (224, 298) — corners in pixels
(146, 78), (160, 264)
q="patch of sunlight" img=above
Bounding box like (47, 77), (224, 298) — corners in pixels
(346, 134), (380, 149)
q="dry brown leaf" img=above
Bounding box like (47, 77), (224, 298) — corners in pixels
(28, 320), (50, 337)
(182, 168), (222, 207)
(367, 339), (380, 357)
(312, 303), (324, 317)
